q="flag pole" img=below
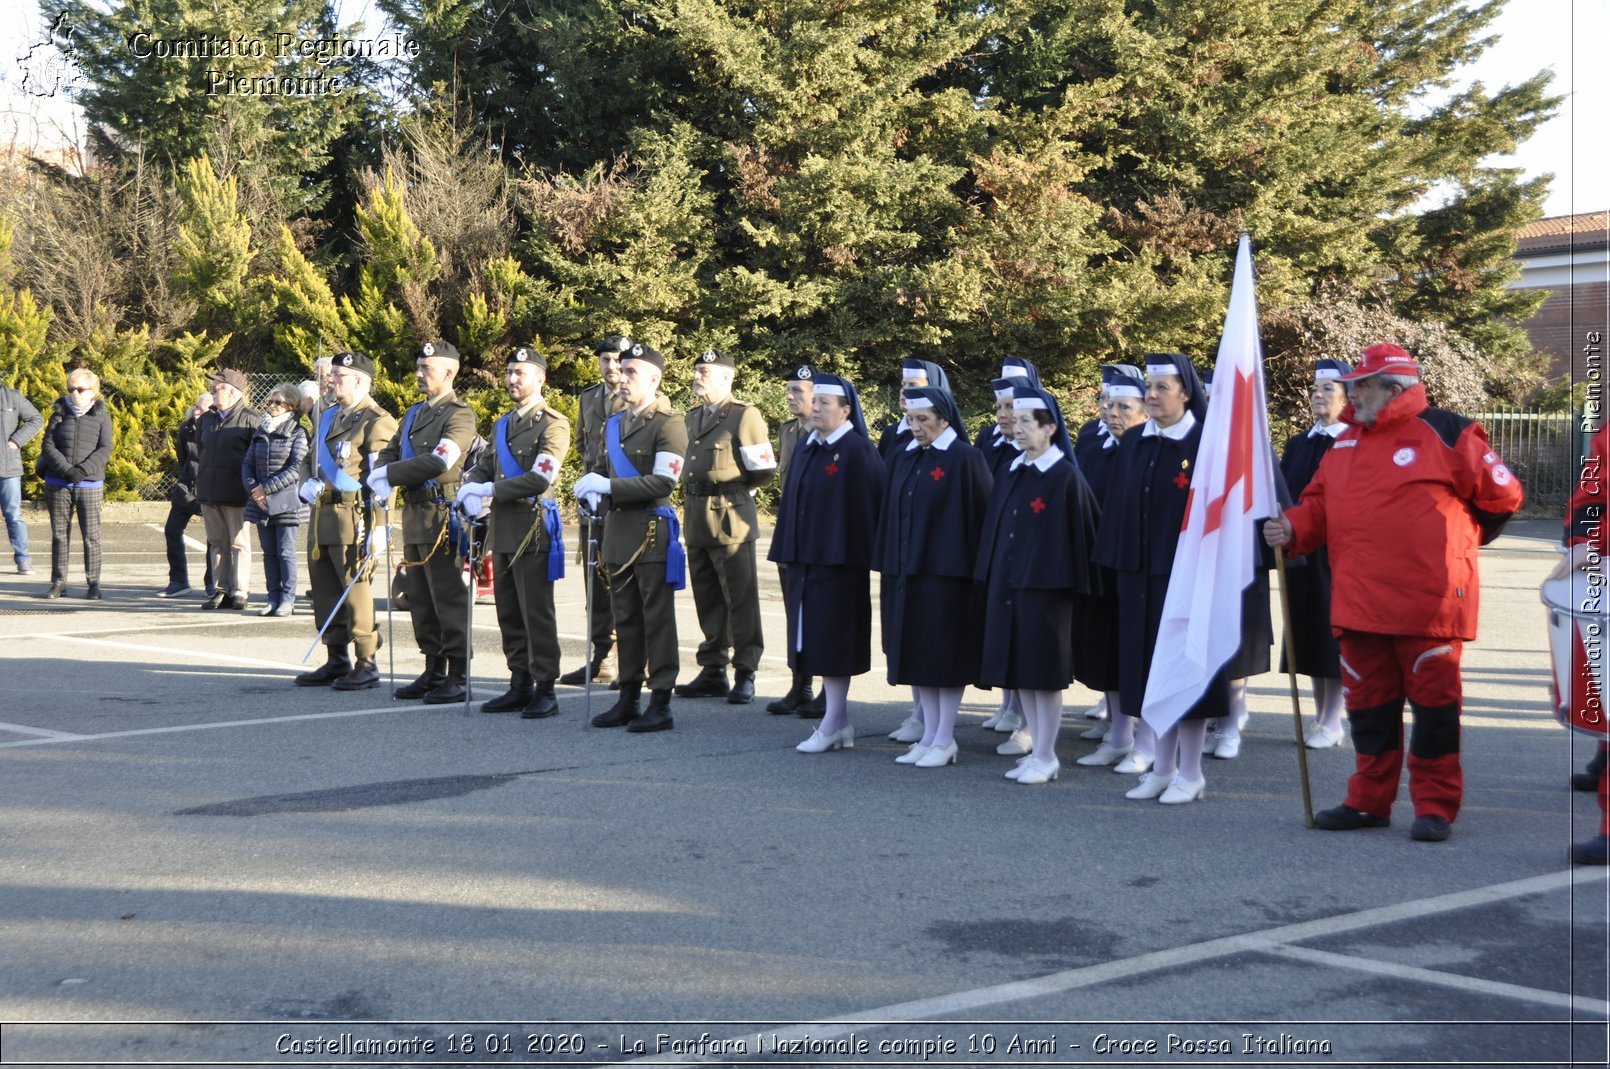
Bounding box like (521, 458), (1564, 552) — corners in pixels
(1274, 537), (1316, 827)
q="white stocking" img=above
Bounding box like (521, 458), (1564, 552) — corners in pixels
(1177, 719), (1209, 782)
(820, 676), (851, 735)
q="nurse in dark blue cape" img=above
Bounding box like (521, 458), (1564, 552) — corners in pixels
(877, 358), (951, 464)
(873, 386), (991, 767)
(976, 362), (1037, 744)
(769, 372), (886, 753)
(1280, 357), (1351, 749)
(1091, 352), (1221, 804)
(975, 385), (1103, 785)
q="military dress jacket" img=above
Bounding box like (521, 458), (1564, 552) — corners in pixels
(303, 397), (398, 546)
(682, 400), (776, 548)
(464, 399), (572, 555)
(776, 417), (810, 485)
(592, 394), (688, 566)
(578, 382), (626, 479)
(378, 390), (478, 545)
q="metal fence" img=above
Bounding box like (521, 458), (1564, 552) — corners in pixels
(1474, 405), (1592, 518)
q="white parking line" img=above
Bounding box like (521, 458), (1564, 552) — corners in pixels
(0, 703), (410, 748)
(40, 634), (305, 670)
(143, 522), (206, 553)
(0, 721), (84, 740)
(627, 867), (1609, 1064)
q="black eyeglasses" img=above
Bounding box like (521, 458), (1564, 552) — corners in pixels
(69, 387), (95, 394)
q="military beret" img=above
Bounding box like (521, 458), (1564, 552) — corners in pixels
(595, 335), (634, 355)
(622, 342), (663, 370)
(508, 347), (547, 369)
(696, 349), (735, 370)
(784, 364), (816, 382)
(331, 351), (375, 378)
(417, 340), (460, 362)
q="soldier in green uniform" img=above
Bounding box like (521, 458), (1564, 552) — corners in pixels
(294, 352), (398, 690)
(768, 364), (824, 717)
(573, 342), (688, 732)
(674, 350), (776, 704)
(456, 347), (573, 719)
(368, 341), (479, 703)
(559, 335), (629, 688)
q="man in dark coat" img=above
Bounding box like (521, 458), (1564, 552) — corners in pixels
(157, 393), (216, 598)
(37, 368), (114, 599)
(196, 369), (262, 609)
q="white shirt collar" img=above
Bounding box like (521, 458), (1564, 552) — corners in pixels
(904, 426), (958, 452)
(895, 415), (910, 434)
(1141, 409), (1197, 440)
(1009, 443), (1065, 472)
(1102, 433), (1118, 450)
(808, 421), (855, 447)
(1308, 420), (1347, 439)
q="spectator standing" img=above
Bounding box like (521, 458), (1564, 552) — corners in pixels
(157, 393), (215, 598)
(1, 378), (44, 574)
(195, 369), (261, 609)
(243, 384), (310, 616)
(36, 368), (113, 599)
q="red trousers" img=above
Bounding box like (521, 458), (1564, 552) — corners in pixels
(1337, 631), (1464, 822)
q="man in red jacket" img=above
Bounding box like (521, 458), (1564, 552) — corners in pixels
(1264, 343), (1524, 843)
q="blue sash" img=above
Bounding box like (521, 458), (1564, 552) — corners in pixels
(316, 407), (362, 492)
(496, 413), (566, 581)
(605, 413), (686, 590)
(399, 403), (445, 491)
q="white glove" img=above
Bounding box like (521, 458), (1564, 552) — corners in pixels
(584, 492), (604, 516)
(573, 472), (610, 499)
(298, 479), (325, 504)
(365, 465), (391, 497)
(367, 524), (389, 555)
(460, 492), (489, 518)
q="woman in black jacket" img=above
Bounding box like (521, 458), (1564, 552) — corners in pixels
(37, 368), (114, 599)
(242, 384), (310, 616)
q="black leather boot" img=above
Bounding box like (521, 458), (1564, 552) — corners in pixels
(674, 664), (729, 698)
(394, 655), (444, 699)
(481, 671), (534, 713)
(332, 655), (380, 690)
(295, 646), (352, 687)
(628, 689), (675, 732)
(797, 684), (825, 720)
(727, 668), (756, 705)
(591, 682), (642, 728)
(423, 657), (468, 704)
(520, 679), (560, 719)
(766, 668), (809, 714)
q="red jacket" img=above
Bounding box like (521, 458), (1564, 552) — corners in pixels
(1285, 383), (1524, 640)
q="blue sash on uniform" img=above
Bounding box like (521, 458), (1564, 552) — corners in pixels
(403, 402), (466, 554)
(605, 413), (686, 590)
(495, 413), (565, 581)
(316, 407), (362, 492)
(398, 403), (442, 489)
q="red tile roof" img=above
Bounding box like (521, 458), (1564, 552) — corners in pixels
(1516, 211), (1609, 254)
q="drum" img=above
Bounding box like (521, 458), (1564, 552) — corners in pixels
(1542, 573), (1610, 738)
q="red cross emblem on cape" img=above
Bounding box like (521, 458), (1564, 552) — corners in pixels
(1173, 471), (1190, 489)
(930, 466), (945, 482)
(1030, 497), (1047, 513)
(825, 461), (839, 476)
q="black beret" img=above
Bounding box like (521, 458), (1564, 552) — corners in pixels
(595, 335), (633, 355)
(331, 351), (375, 378)
(622, 342), (663, 370)
(508, 347), (547, 369)
(783, 363), (816, 382)
(417, 340), (459, 362)
(696, 348), (735, 369)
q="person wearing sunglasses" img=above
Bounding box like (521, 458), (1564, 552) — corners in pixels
(36, 368), (113, 599)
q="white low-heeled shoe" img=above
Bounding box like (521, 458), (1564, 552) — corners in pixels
(1015, 757), (1060, 785)
(1125, 772), (1171, 800)
(992, 709), (1024, 734)
(1159, 775), (1206, 804)
(894, 743), (930, 764)
(1076, 742), (1132, 767)
(1079, 721), (1109, 740)
(888, 715), (924, 743)
(796, 725), (855, 753)
(1211, 733), (1241, 760)
(995, 729), (1033, 756)
(1003, 755), (1033, 780)
(1305, 724), (1342, 749)
(1083, 695), (1109, 719)
(980, 709), (1004, 730)
(915, 741), (958, 768)
(1112, 751), (1154, 775)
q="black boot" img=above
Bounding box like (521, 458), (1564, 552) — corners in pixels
(521, 679), (560, 719)
(332, 655), (380, 691)
(591, 682), (642, 728)
(295, 646), (351, 687)
(675, 664), (730, 698)
(628, 689), (675, 732)
(798, 683), (825, 719)
(423, 657), (468, 704)
(1573, 748), (1609, 792)
(481, 671), (534, 713)
(394, 656), (445, 699)
(727, 668), (756, 705)
(767, 668), (811, 714)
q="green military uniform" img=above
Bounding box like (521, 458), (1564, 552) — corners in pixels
(463, 391), (571, 709)
(573, 379), (625, 670)
(377, 381), (478, 700)
(777, 416), (810, 485)
(296, 375), (397, 689)
(766, 363), (821, 715)
(679, 375), (776, 696)
(597, 392), (688, 694)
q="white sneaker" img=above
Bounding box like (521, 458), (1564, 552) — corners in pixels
(1075, 742), (1131, 767)
(1305, 724), (1342, 749)
(1083, 695), (1109, 719)
(1211, 733), (1242, 760)
(1079, 721), (1109, 741)
(1158, 775), (1206, 804)
(992, 709), (1024, 734)
(1113, 751), (1154, 775)
(1125, 772), (1171, 800)
(888, 715), (924, 744)
(995, 729), (1033, 756)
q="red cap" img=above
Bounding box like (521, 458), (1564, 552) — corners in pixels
(1339, 343), (1420, 381)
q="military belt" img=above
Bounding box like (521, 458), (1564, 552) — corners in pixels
(319, 490), (361, 504)
(683, 480), (746, 497)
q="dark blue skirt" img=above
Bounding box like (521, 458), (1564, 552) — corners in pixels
(881, 573), (982, 687)
(785, 563), (872, 677)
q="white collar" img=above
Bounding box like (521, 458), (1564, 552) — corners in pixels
(1010, 443), (1064, 472)
(808, 421), (855, 447)
(1102, 433), (1118, 450)
(904, 426), (958, 452)
(1141, 409), (1197, 440)
(895, 415), (910, 434)
(1308, 420), (1347, 439)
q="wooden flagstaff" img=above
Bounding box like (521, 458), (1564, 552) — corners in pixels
(1274, 539), (1316, 827)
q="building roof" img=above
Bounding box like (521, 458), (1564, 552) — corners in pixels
(1516, 211), (1610, 255)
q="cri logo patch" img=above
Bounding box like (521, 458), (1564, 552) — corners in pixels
(1393, 448), (1416, 467)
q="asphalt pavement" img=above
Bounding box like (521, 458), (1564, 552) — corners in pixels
(0, 512), (1605, 1068)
